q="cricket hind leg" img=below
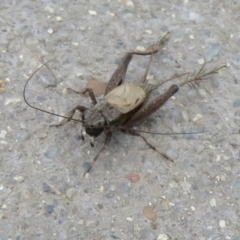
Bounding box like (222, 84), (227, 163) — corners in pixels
(83, 130), (112, 176)
(124, 63), (227, 127)
(124, 84), (179, 127)
(179, 63), (227, 87)
(104, 32), (171, 95)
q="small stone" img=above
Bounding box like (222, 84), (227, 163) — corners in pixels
(135, 46), (146, 52)
(233, 99), (240, 108)
(5, 98), (21, 105)
(198, 58), (205, 65)
(118, 181), (132, 193)
(1, 204), (7, 209)
(197, 88), (207, 98)
(21, 189), (33, 199)
(165, 149), (178, 160)
(66, 188), (77, 200)
(189, 34), (195, 39)
(216, 154), (221, 162)
(56, 16), (62, 21)
(78, 219), (84, 225)
(126, 1), (134, 7)
(43, 182), (52, 193)
(196, 145), (205, 153)
(192, 114), (203, 123)
(47, 28), (53, 34)
(190, 206), (196, 211)
(44, 6), (54, 13)
(220, 175), (227, 181)
(13, 176), (24, 183)
(229, 134), (240, 146)
(204, 44), (220, 61)
(0, 130), (7, 139)
(39, 132), (48, 140)
(86, 220), (97, 227)
(142, 206), (157, 222)
(105, 192), (115, 198)
(99, 186), (104, 192)
(108, 183), (117, 192)
(89, 10), (97, 16)
(126, 217), (134, 222)
(145, 30), (152, 34)
(0, 88), (6, 93)
(219, 220), (226, 228)
(157, 234), (169, 240)
(17, 130), (30, 141)
(125, 172), (140, 183)
(210, 198), (217, 207)
(44, 205), (54, 213)
(44, 145), (61, 158)
(189, 12), (200, 21)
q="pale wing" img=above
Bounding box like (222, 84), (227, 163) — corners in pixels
(105, 83), (146, 113)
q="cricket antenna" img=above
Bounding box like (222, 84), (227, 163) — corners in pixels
(118, 126), (208, 136)
(23, 58), (82, 123)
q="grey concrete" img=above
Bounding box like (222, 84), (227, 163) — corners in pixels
(0, 1), (239, 239)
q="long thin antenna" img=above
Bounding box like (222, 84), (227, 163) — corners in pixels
(23, 58), (82, 123)
(118, 126), (207, 135)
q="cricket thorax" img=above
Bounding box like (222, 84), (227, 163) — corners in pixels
(83, 100), (124, 136)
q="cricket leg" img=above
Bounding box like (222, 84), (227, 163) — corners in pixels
(67, 88), (98, 105)
(179, 64), (227, 87)
(83, 130), (112, 176)
(105, 52), (133, 95)
(123, 129), (173, 162)
(50, 105), (87, 127)
(51, 88), (98, 127)
(141, 54), (153, 84)
(105, 32), (171, 95)
(125, 84), (179, 127)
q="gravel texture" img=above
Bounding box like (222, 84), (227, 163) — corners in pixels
(0, 1), (240, 239)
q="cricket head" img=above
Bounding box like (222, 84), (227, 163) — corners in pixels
(82, 108), (106, 137)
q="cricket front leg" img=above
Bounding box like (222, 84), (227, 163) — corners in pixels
(51, 88), (98, 127)
(83, 130), (112, 176)
(105, 32), (171, 95)
(50, 105), (87, 127)
(124, 84), (179, 127)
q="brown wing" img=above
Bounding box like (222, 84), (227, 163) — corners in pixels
(105, 83), (146, 114)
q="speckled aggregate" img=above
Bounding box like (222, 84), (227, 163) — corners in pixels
(0, 1), (240, 239)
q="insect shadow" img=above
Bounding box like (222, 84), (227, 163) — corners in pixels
(23, 32), (226, 175)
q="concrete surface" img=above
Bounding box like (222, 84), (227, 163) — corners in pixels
(0, 0), (240, 239)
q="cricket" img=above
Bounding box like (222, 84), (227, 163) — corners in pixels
(23, 32), (226, 175)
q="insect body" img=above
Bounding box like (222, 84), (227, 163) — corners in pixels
(24, 32), (226, 175)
